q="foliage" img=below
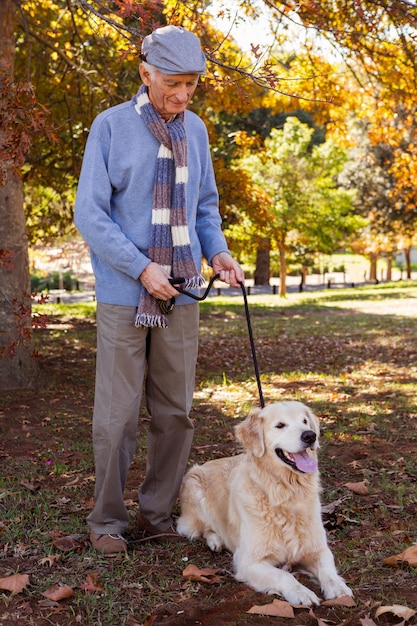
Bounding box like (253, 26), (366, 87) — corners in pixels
(0, 61), (53, 185)
(14, 0), (154, 239)
(226, 117), (361, 292)
(5, 0), (416, 254)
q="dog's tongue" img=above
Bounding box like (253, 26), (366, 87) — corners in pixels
(293, 451), (317, 473)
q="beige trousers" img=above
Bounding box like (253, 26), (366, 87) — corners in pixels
(87, 301), (199, 535)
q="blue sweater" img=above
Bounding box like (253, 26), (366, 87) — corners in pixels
(74, 94), (229, 306)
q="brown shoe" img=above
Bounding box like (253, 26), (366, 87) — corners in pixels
(135, 512), (186, 543)
(90, 530), (127, 555)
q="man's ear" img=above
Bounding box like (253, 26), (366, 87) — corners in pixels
(139, 63), (151, 86)
(234, 408), (265, 457)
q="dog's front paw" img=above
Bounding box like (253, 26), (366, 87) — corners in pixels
(322, 577), (353, 600)
(206, 531), (224, 552)
(283, 582), (320, 607)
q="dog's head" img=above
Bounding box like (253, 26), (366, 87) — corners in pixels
(235, 401), (319, 474)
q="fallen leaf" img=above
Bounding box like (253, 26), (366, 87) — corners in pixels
(42, 584), (74, 601)
(39, 554), (61, 567)
(14, 542), (30, 556)
(53, 535), (83, 552)
(375, 604), (417, 620)
(344, 480), (369, 495)
(321, 497), (346, 515)
(322, 595), (356, 607)
(247, 598), (295, 617)
(38, 598), (60, 608)
(79, 572), (103, 594)
(20, 479), (40, 491)
(384, 545), (417, 568)
(51, 496), (72, 506)
(182, 564), (223, 584)
(0, 573), (30, 595)
(309, 608), (330, 626)
(65, 476), (79, 486)
(374, 604), (416, 621)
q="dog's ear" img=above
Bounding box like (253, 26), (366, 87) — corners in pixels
(235, 408), (265, 457)
(305, 406), (320, 445)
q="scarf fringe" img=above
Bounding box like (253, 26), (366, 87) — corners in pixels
(134, 311), (168, 329)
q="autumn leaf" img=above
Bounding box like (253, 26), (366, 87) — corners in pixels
(42, 584), (74, 601)
(0, 573), (30, 595)
(308, 608), (332, 626)
(53, 535), (83, 552)
(39, 554), (61, 567)
(19, 479), (40, 491)
(247, 598), (295, 617)
(375, 604), (416, 621)
(384, 545), (417, 568)
(344, 480), (369, 495)
(321, 595), (356, 607)
(79, 572), (103, 594)
(182, 564), (223, 584)
(321, 497), (347, 515)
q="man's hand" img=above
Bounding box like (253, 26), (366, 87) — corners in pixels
(211, 252), (245, 288)
(139, 262), (179, 300)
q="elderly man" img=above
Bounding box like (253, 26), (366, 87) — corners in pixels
(74, 25), (244, 555)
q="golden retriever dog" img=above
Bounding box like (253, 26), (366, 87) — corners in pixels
(177, 401), (352, 606)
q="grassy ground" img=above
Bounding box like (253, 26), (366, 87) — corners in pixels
(1, 281), (417, 625)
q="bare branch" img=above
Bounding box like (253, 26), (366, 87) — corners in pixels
(206, 55), (333, 103)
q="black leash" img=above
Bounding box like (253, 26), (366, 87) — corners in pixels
(166, 274), (265, 409)
(238, 280), (265, 409)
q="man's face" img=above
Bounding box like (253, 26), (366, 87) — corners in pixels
(139, 65), (199, 121)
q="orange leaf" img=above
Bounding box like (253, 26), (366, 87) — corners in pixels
(41, 584), (74, 601)
(79, 572), (103, 594)
(39, 554), (61, 567)
(322, 595), (356, 607)
(182, 564), (223, 584)
(247, 599), (295, 617)
(0, 573), (30, 595)
(384, 545), (417, 568)
(344, 481), (369, 495)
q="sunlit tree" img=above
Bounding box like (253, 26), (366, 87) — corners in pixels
(227, 117), (360, 294)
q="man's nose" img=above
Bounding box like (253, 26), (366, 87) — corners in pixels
(174, 86), (190, 102)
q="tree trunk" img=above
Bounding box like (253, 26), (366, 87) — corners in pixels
(254, 239), (270, 285)
(301, 266), (308, 285)
(404, 246), (412, 279)
(369, 254), (377, 282)
(278, 240), (287, 297)
(386, 255), (392, 281)
(0, 0), (38, 389)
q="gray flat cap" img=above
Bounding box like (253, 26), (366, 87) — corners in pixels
(141, 25), (206, 75)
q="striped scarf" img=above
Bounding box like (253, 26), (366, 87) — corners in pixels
(134, 84), (204, 328)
